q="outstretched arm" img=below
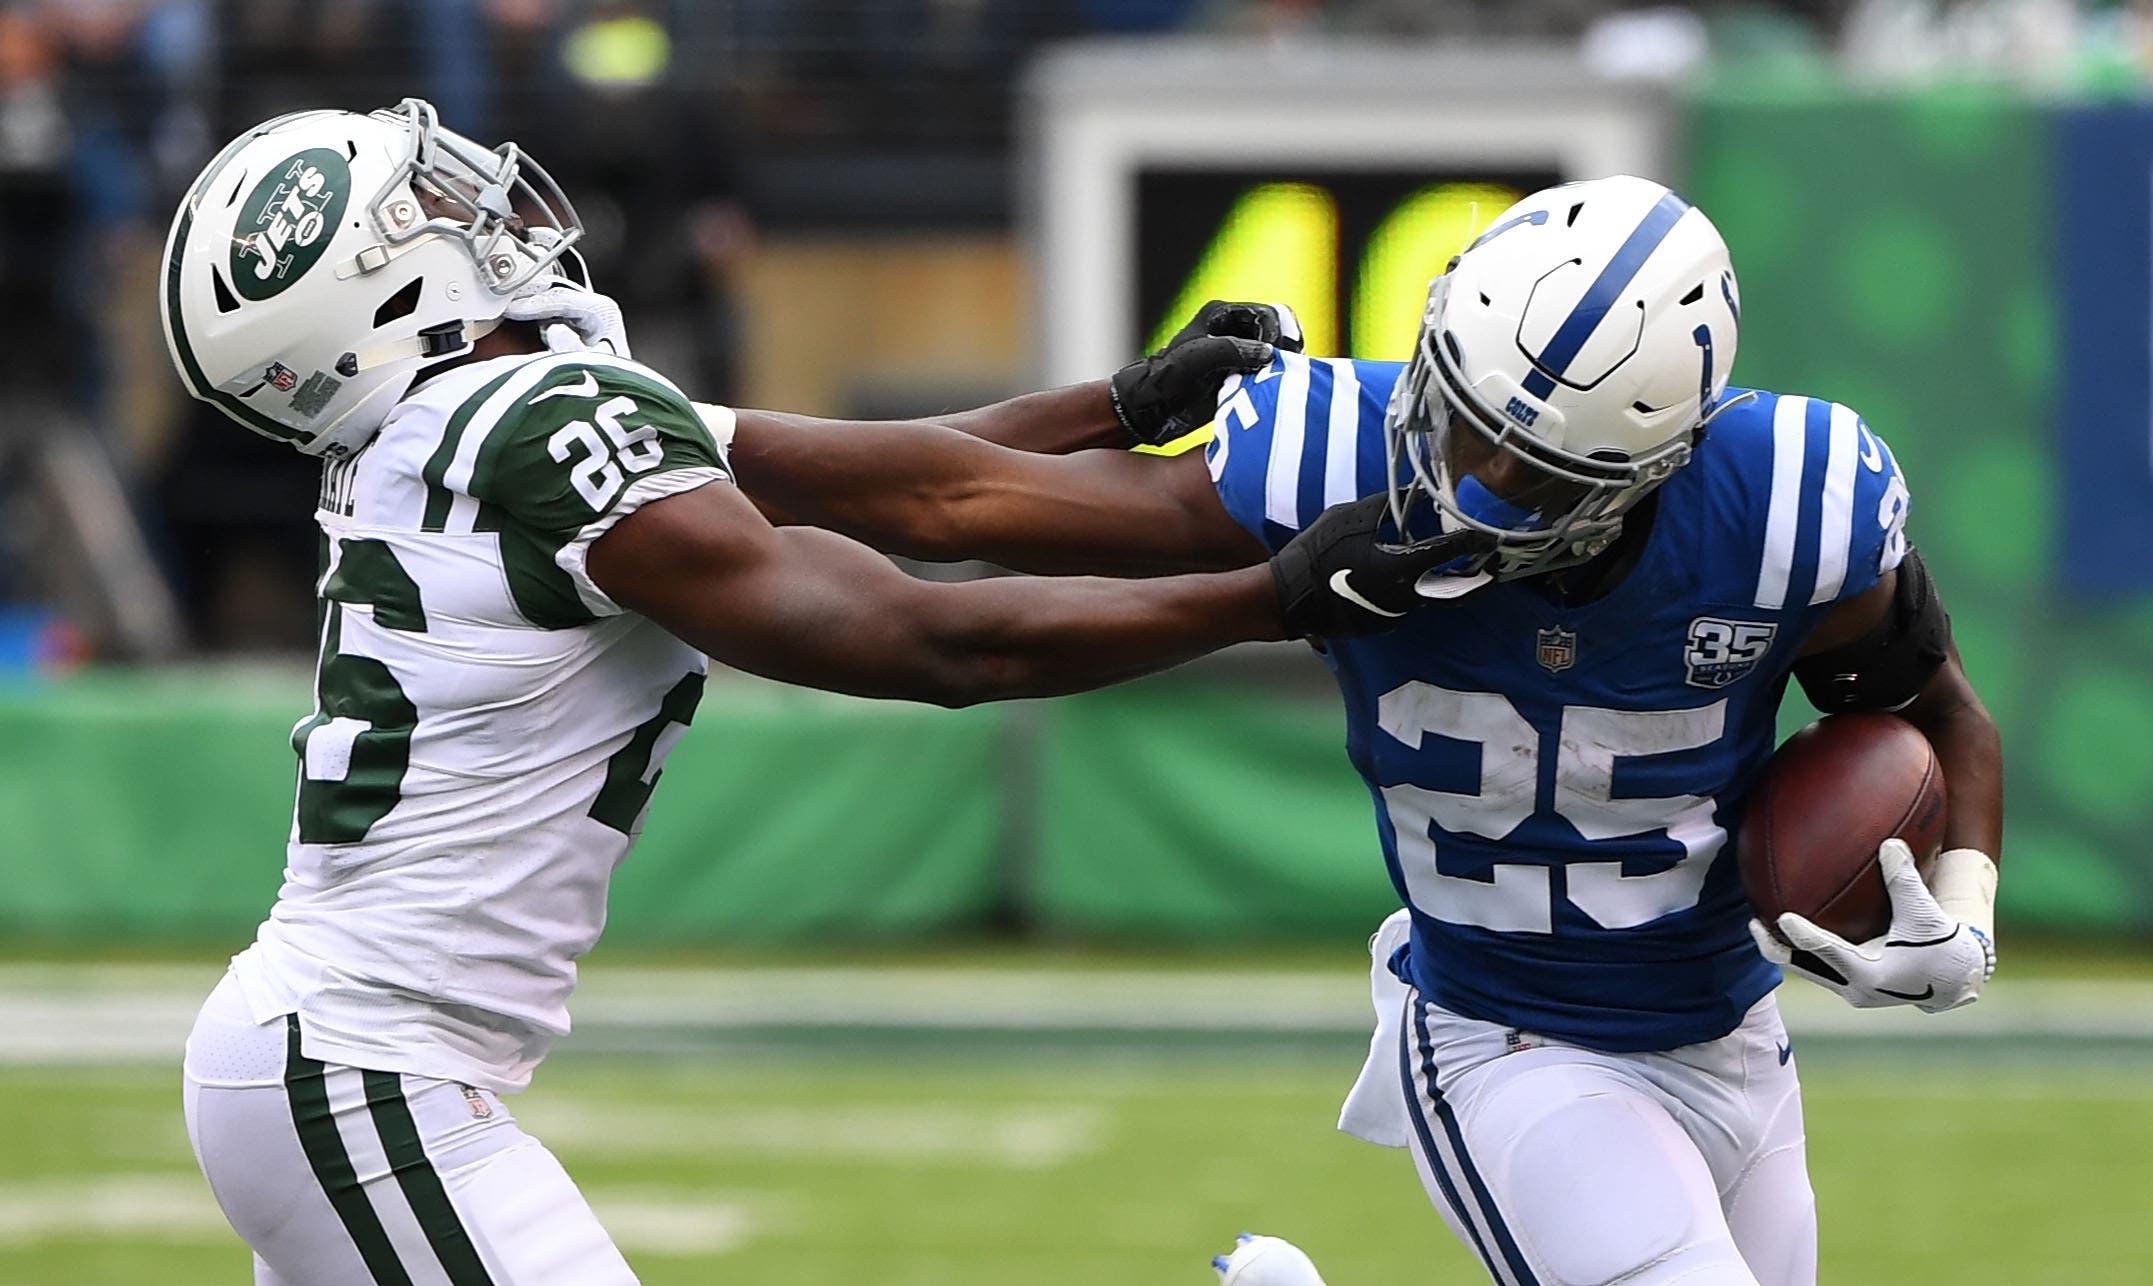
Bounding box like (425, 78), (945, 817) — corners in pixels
(708, 300), (1289, 576)
(590, 481), (1473, 706)
(588, 477), (1283, 708)
(940, 300), (1302, 455)
(934, 380), (1128, 455)
(725, 409), (1267, 576)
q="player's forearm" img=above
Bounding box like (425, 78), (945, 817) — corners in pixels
(729, 411), (1253, 576)
(1901, 653), (2004, 863)
(729, 410), (992, 558)
(921, 564), (1285, 706)
(935, 380), (1126, 454)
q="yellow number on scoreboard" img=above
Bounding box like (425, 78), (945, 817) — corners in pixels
(1148, 180), (1524, 363)
(1146, 183), (1340, 357)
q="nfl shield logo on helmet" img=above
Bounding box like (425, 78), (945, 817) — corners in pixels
(1536, 625), (1578, 673)
(264, 362), (299, 392)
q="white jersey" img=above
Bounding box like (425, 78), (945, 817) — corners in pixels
(229, 348), (731, 1093)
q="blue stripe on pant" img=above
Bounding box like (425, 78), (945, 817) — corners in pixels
(1398, 994), (1541, 1286)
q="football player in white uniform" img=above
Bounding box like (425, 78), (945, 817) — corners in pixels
(164, 101), (1456, 1285)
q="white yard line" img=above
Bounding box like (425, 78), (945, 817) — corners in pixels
(0, 1174), (783, 1256)
(583, 1192), (779, 1256)
(516, 1101), (1104, 1170)
(0, 1176), (230, 1245)
(1, 962), (2150, 1065)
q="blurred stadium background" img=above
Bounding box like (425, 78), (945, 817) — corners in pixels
(5, 1), (2153, 1282)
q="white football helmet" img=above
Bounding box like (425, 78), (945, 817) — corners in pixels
(160, 98), (586, 458)
(1385, 174), (1743, 580)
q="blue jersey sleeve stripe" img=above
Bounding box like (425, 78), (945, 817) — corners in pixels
(1359, 362), (1401, 505)
(1294, 357), (1335, 528)
(1323, 359), (1366, 507)
(1264, 352), (1313, 531)
(1783, 396), (1834, 609)
(1753, 394), (1809, 609)
(1873, 425), (1910, 577)
(1204, 385), (1235, 484)
(1808, 401), (1862, 604)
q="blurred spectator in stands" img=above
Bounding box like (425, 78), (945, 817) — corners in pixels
(0, 5), (70, 403)
(53, 0), (213, 478)
(546, 0), (753, 400)
(218, 0), (398, 127)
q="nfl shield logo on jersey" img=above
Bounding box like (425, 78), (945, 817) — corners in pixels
(1535, 626), (1577, 673)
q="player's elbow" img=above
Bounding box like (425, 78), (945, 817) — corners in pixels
(902, 614), (1043, 708)
(1900, 658), (2003, 762)
(912, 648), (1031, 709)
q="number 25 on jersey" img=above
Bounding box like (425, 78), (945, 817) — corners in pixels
(1379, 681), (1729, 934)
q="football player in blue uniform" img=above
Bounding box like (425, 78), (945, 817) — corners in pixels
(704, 175), (2002, 1285)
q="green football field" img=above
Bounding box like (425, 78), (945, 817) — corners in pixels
(4, 1056), (2150, 1285)
(4, 952), (2152, 1286)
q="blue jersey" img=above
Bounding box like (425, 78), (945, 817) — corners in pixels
(1207, 352), (1912, 1052)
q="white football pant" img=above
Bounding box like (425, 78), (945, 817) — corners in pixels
(1340, 911), (1817, 1286)
(183, 973), (636, 1285)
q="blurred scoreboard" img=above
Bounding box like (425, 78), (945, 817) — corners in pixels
(1026, 40), (1673, 384)
(1134, 169), (1560, 362)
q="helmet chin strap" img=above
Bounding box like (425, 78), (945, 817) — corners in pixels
(340, 315), (501, 376)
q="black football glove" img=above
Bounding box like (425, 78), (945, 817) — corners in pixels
(1107, 299), (1301, 446)
(1108, 334), (1274, 447)
(1161, 299), (1306, 355)
(1270, 493), (1494, 638)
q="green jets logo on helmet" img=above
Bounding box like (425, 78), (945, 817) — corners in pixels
(229, 148), (351, 301)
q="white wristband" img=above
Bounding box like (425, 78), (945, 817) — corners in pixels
(693, 402), (739, 454)
(1930, 847), (1998, 940)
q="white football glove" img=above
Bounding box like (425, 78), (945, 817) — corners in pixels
(502, 279), (631, 358)
(1750, 839), (1997, 1014)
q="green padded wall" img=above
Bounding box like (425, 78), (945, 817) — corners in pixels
(1688, 83), (2144, 931)
(0, 674), (1007, 943)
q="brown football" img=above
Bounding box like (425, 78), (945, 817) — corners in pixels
(1738, 714), (1947, 945)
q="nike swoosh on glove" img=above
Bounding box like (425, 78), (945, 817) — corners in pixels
(1270, 493), (1493, 638)
(503, 280), (631, 358)
(1750, 838), (1996, 1013)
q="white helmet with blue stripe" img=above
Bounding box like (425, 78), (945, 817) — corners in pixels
(1386, 175), (1741, 580)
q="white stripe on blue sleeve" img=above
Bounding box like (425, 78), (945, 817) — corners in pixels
(1323, 359), (1362, 508)
(1207, 373), (1249, 484)
(1807, 401), (1861, 604)
(1754, 394), (1809, 610)
(1264, 353), (1313, 530)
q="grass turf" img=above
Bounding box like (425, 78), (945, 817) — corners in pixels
(0, 1050), (2144, 1285)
